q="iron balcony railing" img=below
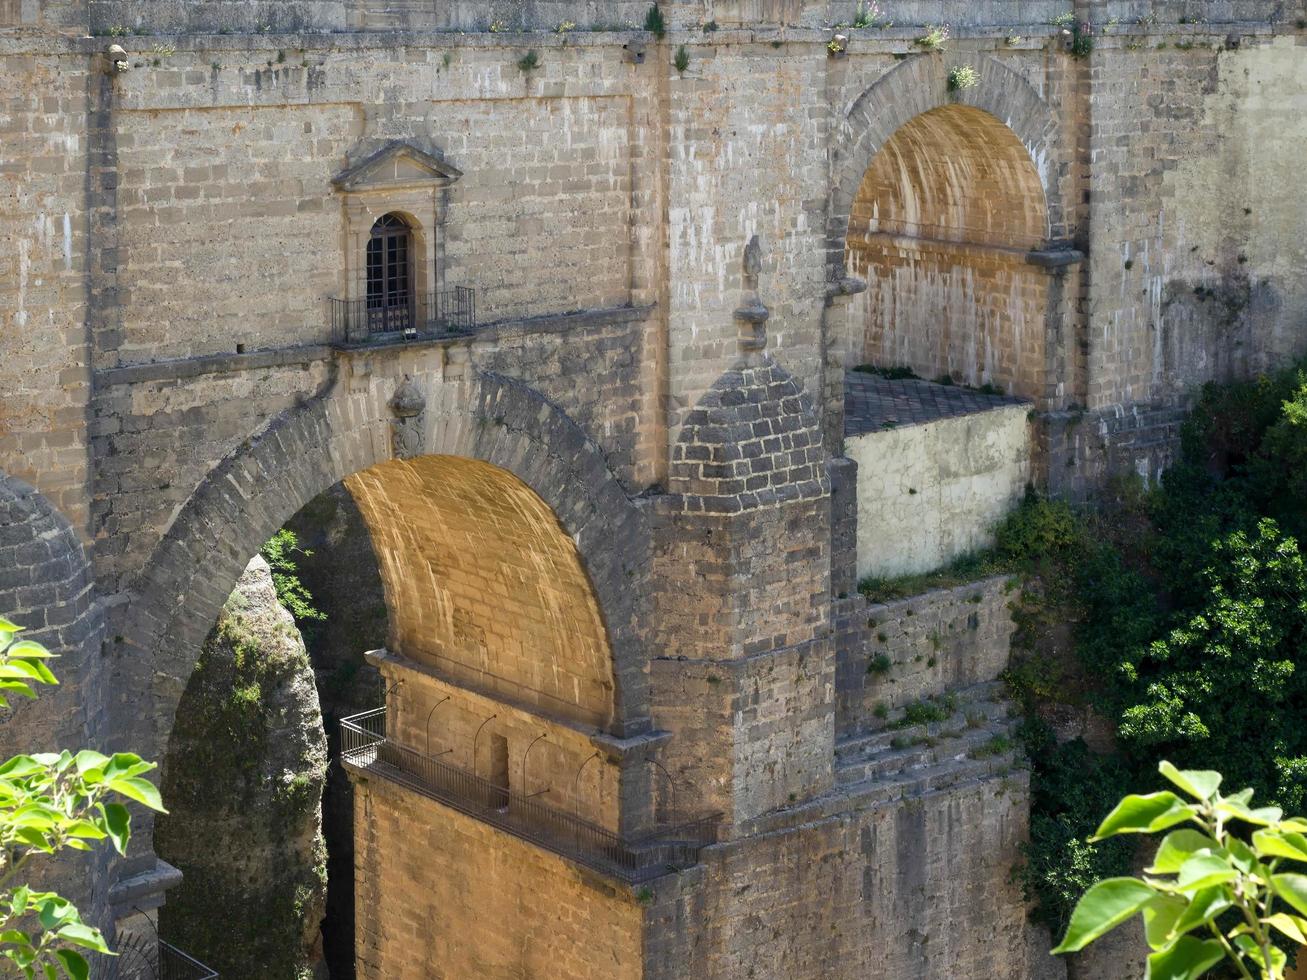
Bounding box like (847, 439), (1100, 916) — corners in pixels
(340, 708), (720, 884)
(329, 287), (476, 347)
(97, 936), (218, 980)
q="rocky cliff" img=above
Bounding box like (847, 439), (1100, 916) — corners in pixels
(156, 555), (329, 979)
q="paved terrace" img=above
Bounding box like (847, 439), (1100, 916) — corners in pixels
(844, 371), (1030, 438)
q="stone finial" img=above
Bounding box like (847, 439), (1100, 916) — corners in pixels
(734, 235), (769, 352)
(389, 376), (426, 459)
(390, 377), (425, 418)
(743, 235), (763, 279)
(107, 44), (130, 74)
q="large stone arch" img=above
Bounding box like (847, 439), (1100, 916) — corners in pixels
(828, 53), (1063, 274)
(111, 367), (652, 773)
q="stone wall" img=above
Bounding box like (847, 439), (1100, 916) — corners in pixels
(375, 651), (627, 833)
(354, 776), (645, 980)
(834, 574), (1017, 736)
(1086, 32), (1307, 415)
(847, 403), (1031, 579)
(648, 773), (1056, 980)
(0, 473), (108, 921)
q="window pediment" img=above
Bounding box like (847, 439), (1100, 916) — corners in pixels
(332, 141), (463, 193)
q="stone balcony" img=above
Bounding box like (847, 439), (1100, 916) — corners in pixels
(339, 708), (720, 883)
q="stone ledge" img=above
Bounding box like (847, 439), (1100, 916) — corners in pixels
(97, 344), (332, 387)
(108, 857), (183, 914)
(92, 304), (650, 387)
(364, 647), (654, 746)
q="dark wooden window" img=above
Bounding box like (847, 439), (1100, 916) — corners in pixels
(366, 213), (414, 334)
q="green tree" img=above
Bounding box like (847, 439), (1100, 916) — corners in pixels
(0, 617), (165, 979)
(1055, 760), (1307, 980)
(260, 529), (325, 624)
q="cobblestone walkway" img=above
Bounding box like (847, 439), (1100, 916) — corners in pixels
(844, 370), (1029, 438)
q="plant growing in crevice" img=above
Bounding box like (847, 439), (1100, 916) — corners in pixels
(852, 1), (886, 29)
(260, 530), (324, 624)
(516, 50), (540, 73)
(643, 4), (666, 39)
(948, 64), (979, 93)
(914, 24), (949, 51)
(674, 44), (689, 73)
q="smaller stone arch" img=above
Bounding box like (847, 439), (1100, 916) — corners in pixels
(828, 53), (1063, 275)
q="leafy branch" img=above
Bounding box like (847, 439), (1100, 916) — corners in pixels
(0, 618), (166, 979)
(1054, 760), (1307, 979)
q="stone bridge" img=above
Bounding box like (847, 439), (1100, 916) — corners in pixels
(3, 0), (1306, 976)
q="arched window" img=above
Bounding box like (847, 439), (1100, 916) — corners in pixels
(366, 213), (414, 335)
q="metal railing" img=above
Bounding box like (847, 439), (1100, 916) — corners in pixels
(96, 936), (218, 980)
(328, 287), (476, 347)
(340, 708), (720, 883)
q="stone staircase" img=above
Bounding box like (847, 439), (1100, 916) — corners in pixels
(833, 681), (1023, 805)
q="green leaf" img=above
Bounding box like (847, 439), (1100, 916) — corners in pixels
(1271, 873), (1307, 916)
(1264, 912), (1307, 944)
(72, 751), (109, 777)
(1233, 934), (1287, 976)
(52, 924), (106, 953)
(6, 640), (52, 660)
(0, 757), (46, 779)
(1215, 798), (1282, 827)
(53, 950), (89, 980)
(1148, 830), (1219, 874)
(1143, 935), (1225, 980)
(1253, 829), (1307, 863)
(104, 776), (164, 812)
(1094, 792), (1194, 839)
(1142, 893), (1189, 950)
(1176, 853), (1237, 893)
(1158, 762), (1222, 801)
(99, 803), (130, 856)
(1171, 886), (1231, 935)
(0, 617), (21, 633)
(1053, 878), (1159, 953)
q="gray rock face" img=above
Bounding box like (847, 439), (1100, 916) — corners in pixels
(157, 555), (328, 980)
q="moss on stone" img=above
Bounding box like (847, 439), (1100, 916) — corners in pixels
(157, 556), (328, 980)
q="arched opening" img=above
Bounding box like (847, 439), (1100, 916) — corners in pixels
(845, 105), (1050, 399)
(153, 450), (622, 978)
(365, 213), (415, 335)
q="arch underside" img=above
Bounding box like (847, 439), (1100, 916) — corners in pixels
(347, 455), (615, 728)
(846, 105), (1050, 398)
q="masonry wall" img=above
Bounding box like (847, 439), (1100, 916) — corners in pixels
(834, 575), (1017, 736)
(849, 239), (1050, 399)
(1085, 32), (1307, 407)
(0, 49), (92, 530)
(847, 404), (1030, 579)
(648, 773), (1053, 980)
(346, 455), (617, 729)
(377, 658), (625, 833)
(354, 777), (645, 980)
